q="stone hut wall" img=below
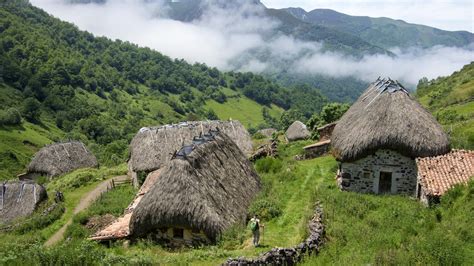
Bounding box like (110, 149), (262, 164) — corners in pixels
(337, 149), (417, 196)
(142, 227), (210, 247)
(317, 123), (336, 141)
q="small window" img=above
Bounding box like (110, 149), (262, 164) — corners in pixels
(363, 172), (371, 179)
(173, 228), (184, 239)
(341, 172), (351, 180)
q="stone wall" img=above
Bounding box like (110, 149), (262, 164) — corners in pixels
(337, 149), (417, 196)
(224, 203), (324, 265)
(144, 227), (211, 248)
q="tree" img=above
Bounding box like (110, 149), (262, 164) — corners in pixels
(21, 97), (41, 123)
(320, 103), (350, 125)
(279, 109), (305, 130)
(205, 109), (219, 120)
(0, 108), (22, 125)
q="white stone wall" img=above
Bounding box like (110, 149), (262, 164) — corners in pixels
(338, 149), (417, 196)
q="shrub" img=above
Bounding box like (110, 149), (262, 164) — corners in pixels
(0, 108), (21, 125)
(218, 224), (247, 250)
(14, 202), (65, 234)
(248, 198), (282, 220)
(21, 97), (41, 123)
(255, 157), (283, 174)
(252, 132), (266, 139)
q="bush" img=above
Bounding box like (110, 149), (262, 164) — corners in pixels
(435, 109), (463, 124)
(14, 202), (65, 234)
(218, 224), (247, 250)
(255, 157), (283, 174)
(252, 132), (266, 139)
(21, 97), (41, 123)
(0, 108), (21, 125)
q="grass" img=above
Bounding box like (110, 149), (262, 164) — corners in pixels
(0, 120), (64, 180)
(206, 97), (283, 129)
(65, 185), (136, 240)
(417, 62), (474, 150)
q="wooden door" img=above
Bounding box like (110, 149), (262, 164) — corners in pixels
(379, 171), (392, 194)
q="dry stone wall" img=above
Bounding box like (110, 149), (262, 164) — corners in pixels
(224, 203), (324, 266)
(337, 149), (417, 196)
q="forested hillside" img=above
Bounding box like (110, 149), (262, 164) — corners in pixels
(284, 8), (474, 49)
(417, 62), (474, 149)
(0, 0), (328, 179)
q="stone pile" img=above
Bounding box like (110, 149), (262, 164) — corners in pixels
(224, 203), (324, 266)
(249, 139), (279, 162)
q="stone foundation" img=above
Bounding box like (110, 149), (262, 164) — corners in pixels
(337, 149), (417, 196)
(144, 227), (211, 248)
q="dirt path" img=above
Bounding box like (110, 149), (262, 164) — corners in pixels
(44, 175), (129, 247)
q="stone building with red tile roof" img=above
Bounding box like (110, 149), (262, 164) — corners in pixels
(416, 150), (474, 205)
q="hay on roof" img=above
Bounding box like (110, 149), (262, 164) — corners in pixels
(0, 181), (47, 225)
(331, 78), (450, 161)
(129, 131), (261, 241)
(25, 141), (98, 178)
(128, 120), (253, 173)
(285, 121), (310, 142)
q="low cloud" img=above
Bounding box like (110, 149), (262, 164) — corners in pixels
(31, 0), (474, 87)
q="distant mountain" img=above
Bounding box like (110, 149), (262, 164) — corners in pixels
(283, 8), (474, 49)
(0, 1), (334, 178)
(54, 0), (474, 102)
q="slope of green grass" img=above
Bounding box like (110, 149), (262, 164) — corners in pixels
(417, 62), (474, 149)
(206, 97), (283, 129)
(1, 140), (472, 265)
(0, 120), (64, 180)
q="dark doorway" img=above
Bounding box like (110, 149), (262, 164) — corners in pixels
(379, 171), (392, 194)
(173, 228), (184, 239)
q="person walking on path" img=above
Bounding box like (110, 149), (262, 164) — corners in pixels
(249, 214), (264, 247)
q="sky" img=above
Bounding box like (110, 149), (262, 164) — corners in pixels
(262, 0), (473, 32)
(30, 0), (474, 87)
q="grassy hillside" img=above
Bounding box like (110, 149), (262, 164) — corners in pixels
(417, 62), (474, 149)
(1, 1), (332, 180)
(1, 140), (472, 265)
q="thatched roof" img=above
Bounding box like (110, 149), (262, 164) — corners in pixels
(129, 131), (261, 240)
(257, 128), (277, 138)
(0, 181), (47, 224)
(128, 120), (253, 173)
(285, 121), (310, 142)
(332, 78), (450, 161)
(26, 141), (98, 178)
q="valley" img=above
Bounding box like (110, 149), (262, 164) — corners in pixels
(0, 0), (473, 265)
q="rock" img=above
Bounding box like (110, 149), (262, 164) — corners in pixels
(285, 121), (310, 142)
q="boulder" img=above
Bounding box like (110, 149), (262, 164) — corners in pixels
(285, 121), (310, 142)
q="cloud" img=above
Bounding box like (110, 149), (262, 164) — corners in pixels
(30, 0), (474, 88)
(293, 45), (474, 85)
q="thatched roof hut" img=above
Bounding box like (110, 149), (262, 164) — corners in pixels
(23, 141), (98, 179)
(128, 120), (252, 174)
(332, 78), (450, 162)
(129, 130), (260, 242)
(0, 181), (47, 224)
(256, 128), (277, 138)
(285, 121), (310, 142)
